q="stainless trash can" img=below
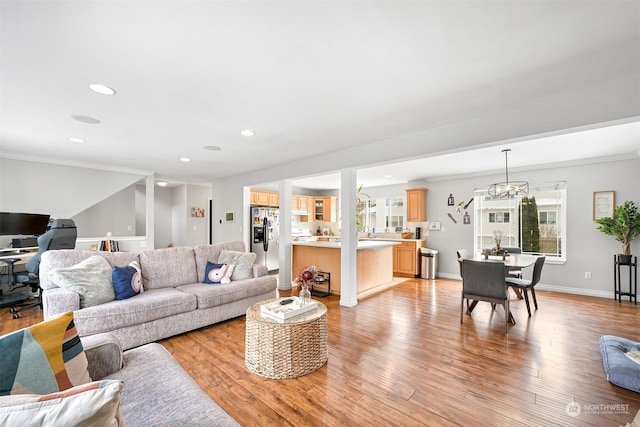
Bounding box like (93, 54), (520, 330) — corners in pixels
(420, 248), (438, 279)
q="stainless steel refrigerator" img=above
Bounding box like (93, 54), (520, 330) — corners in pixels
(250, 206), (279, 272)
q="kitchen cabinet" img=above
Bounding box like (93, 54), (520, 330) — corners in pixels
(269, 192), (279, 207)
(313, 197), (337, 222)
(405, 188), (427, 222)
(292, 195), (310, 213)
(393, 240), (424, 277)
(251, 190), (279, 207)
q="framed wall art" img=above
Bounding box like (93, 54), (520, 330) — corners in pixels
(593, 191), (615, 221)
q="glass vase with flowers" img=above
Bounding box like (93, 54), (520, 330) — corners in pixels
(295, 265), (318, 306)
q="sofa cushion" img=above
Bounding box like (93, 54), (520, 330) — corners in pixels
(177, 275), (277, 309)
(600, 335), (640, 392)
(40, 251), (139, 291)
(0, 380), (124, 426)
(104, 343), (239, 426)
(112, 261), (143, 300)
(218, 250), (257, 281)
(48, 255), (115, 308)
(72, 288), (198, 336)
(0, 312), (91, 396)
(194, 241), (246, 282)
(139, 246), (197, 289)
(203, 262), (235, 284)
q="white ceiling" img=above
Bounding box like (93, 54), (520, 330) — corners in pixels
(1, 1), (639, 190)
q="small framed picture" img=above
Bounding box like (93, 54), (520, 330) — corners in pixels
(225, 212), (235, 222)
(593, 191), (615, 220)
(191, 207), (205, 217)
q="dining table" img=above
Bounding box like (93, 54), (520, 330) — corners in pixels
(470, 252), (540, 325)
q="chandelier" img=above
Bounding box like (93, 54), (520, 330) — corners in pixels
(487, 149), (529, 198)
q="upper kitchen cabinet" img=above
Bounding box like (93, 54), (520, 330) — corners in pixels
(251, 190), (279, 207)
(313, 196), (337, 222)
(269, 192), (279, 207)
(292, 195), (310, 214)
(405, 188), (427, 222)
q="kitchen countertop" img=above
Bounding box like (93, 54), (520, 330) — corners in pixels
(291, 240), (400, 249)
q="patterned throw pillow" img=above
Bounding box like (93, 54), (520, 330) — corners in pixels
(48, 255), (115, 308)
(0, 380), (124, 426)
(218, 250), (256, 281)
(0, 311), (91, 396)
(112, 261), (143, 299)
(203, 262), (235, 284)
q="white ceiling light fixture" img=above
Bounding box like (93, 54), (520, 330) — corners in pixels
(180, 157), (191, 162)
(67, 137), (85, 143)
(488, 149), (529, 199)
(88, 83), (116, 95)
(157, 181), (168, 187)
(240, 129), (255, 137)
(203, 145), (221, 151)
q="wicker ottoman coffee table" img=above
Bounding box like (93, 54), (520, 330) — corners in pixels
(245, 299), (328, 379)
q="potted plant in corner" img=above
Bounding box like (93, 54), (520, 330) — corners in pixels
(596, 200), (640, 265)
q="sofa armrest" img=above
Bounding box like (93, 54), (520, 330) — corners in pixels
(42, 287), (80, 320)
(253, 264), (268, 278)
(81, 333), (124, 380)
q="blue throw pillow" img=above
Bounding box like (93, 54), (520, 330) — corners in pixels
(112, 261), (143, 300)
(203, 262), (234, 284)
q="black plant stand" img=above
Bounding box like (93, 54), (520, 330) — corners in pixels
(614, 255), (637, 304)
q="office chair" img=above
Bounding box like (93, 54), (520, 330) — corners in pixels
(1, 219), (77, 318)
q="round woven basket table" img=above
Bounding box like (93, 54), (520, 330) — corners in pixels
(245, 299), (328, 379)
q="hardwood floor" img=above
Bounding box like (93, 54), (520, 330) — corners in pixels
(3, 278), (639, 426)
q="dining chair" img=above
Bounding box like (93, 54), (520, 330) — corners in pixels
(505, 256), (545, 317)
(501, 247), (523, 278)
(456, 249), (468, 277)
(461, 259), (510, 333)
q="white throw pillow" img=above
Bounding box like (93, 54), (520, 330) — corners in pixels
(218, 250), (256, 281)
(0, 380), (125, 426)
(48, 256), (115, 308)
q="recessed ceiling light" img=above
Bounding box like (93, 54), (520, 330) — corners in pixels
(157, 181), (168, 187)
(384, 175), (393, 178)
(89, 83), (116, 95)
(67, 137), (85, 143)
(71, 115), (101, 124)
(240, 129), (255, 137)
(180, 157), (191, 162)
(203, 145), (221, 151)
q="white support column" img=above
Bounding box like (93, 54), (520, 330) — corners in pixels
(340, 168), (358, 307)
(278, 180), (293, 290)
(145, 174), (155, 249)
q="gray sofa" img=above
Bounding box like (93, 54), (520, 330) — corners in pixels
(40, 241), (277, 350)
(83, 332), (239, 426)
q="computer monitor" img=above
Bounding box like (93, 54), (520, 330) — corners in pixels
(0, 212), (51, 236)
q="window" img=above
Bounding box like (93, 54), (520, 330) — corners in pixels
(474, 182), (566, 262)
(539, 211), (557, 225)
(356, 197), (405, 233)
(489, 212), (510, 223)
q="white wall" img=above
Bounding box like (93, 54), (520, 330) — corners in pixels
(0, 158), (145, 218)
(71, 184), (137, 237)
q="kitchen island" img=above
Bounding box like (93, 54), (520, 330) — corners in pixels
(291, 240), (400, 299)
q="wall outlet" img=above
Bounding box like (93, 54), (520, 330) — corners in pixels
(139, 241), (147, 248)
(585, 272), (592, 279)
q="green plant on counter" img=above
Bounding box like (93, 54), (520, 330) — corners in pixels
(596, 200), (640, 256)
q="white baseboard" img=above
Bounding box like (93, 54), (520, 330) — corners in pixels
(434, 273), (625, 301)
